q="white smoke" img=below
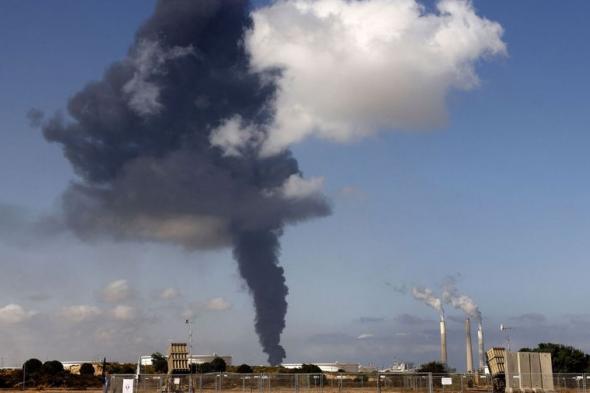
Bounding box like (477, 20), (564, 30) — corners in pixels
(441, 279), (481, 322)
(411, 287), (444, 318)
(247, 0), (506, 155)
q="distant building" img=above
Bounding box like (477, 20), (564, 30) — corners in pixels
(61, 361), (104, 376)
(381, 361), (415, 373)
(187, 354), (232, 366)
(282, 362), (360, 373)
(359, 363), (378, 373)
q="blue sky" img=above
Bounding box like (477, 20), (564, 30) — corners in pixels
(1, 0), (590, 370)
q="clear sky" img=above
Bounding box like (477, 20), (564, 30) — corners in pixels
(1, 0), (590, 370)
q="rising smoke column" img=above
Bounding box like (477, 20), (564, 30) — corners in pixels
(41, 0), (330, 365)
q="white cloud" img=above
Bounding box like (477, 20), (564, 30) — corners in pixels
(206, 297), (232, 311)
(59, 305), (102, 322)
(357, 333), (375, 339)
(0, 304), (35, 324)
(160, 288), (180, 300)
(102, 279), (131, 304)
(247, 0), (506, 154)
(111, 305), (136, 321)
(280, 174), (325, 200)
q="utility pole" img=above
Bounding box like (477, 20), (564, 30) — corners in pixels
(186, 319), (193, 393)
(186, 319), (193, 358)
(500, 324), (513, 351)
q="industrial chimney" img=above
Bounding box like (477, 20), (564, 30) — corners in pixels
(440, 315), (447, 365)
(465, 317), (474, 373)
(477, 322), (485, 370)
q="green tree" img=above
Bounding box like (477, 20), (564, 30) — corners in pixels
(107, 363), (137, 374)
(80, 363), (96, 376)
(42, 360), (65, 376)
(236, 364), (253, 373)
(418, 361), (447, 373)
(41, 361), (65, 387)
(210, 357), (227, 372)
(521, 343), (590, 373)
(287, 364), (323, 374)
(151, 352), (168, 374)
(300, 364), (322, 373)
(23, 358), (43, 375)
(195, 362), (212, 373)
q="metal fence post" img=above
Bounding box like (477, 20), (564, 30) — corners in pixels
(583, 373), (587, 393)
(428, 373), (433, 393)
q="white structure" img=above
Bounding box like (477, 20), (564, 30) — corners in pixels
(381, 361), (416, 373)
(140, 354), (232, 367)
(282, 362), (360, 373)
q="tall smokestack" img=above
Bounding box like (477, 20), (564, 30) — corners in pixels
(477, 322), (485, 370)
(465, 317), (474, 373)
(411, 287), (447, 365)
(440, 315), (447, 365)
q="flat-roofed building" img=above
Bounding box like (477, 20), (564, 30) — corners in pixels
(282, 362), (360, 373)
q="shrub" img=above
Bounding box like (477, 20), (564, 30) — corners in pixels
(80, 363), (96, 376)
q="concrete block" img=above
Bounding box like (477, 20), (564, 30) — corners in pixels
(529, 352), (543, 391)
(505, 352), (521, 393)
(539, 353), (554, 392)
(518, 352), (532, 393)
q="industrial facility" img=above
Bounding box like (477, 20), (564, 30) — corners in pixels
(140, 354), (233, 367)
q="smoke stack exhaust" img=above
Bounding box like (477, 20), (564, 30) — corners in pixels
(477, 322), (485, 370)
(440, 315), (447, 365)
(465, 317), (474, 373)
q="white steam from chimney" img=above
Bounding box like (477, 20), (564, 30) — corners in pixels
(411, 287), (447, 365)
(411, 287), (443, 315)
(442, 282), (481, 322)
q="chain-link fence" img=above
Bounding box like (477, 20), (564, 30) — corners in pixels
(107, 373), (590, 393)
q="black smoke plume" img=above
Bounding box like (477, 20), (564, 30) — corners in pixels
(42, 0), (330, 364)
